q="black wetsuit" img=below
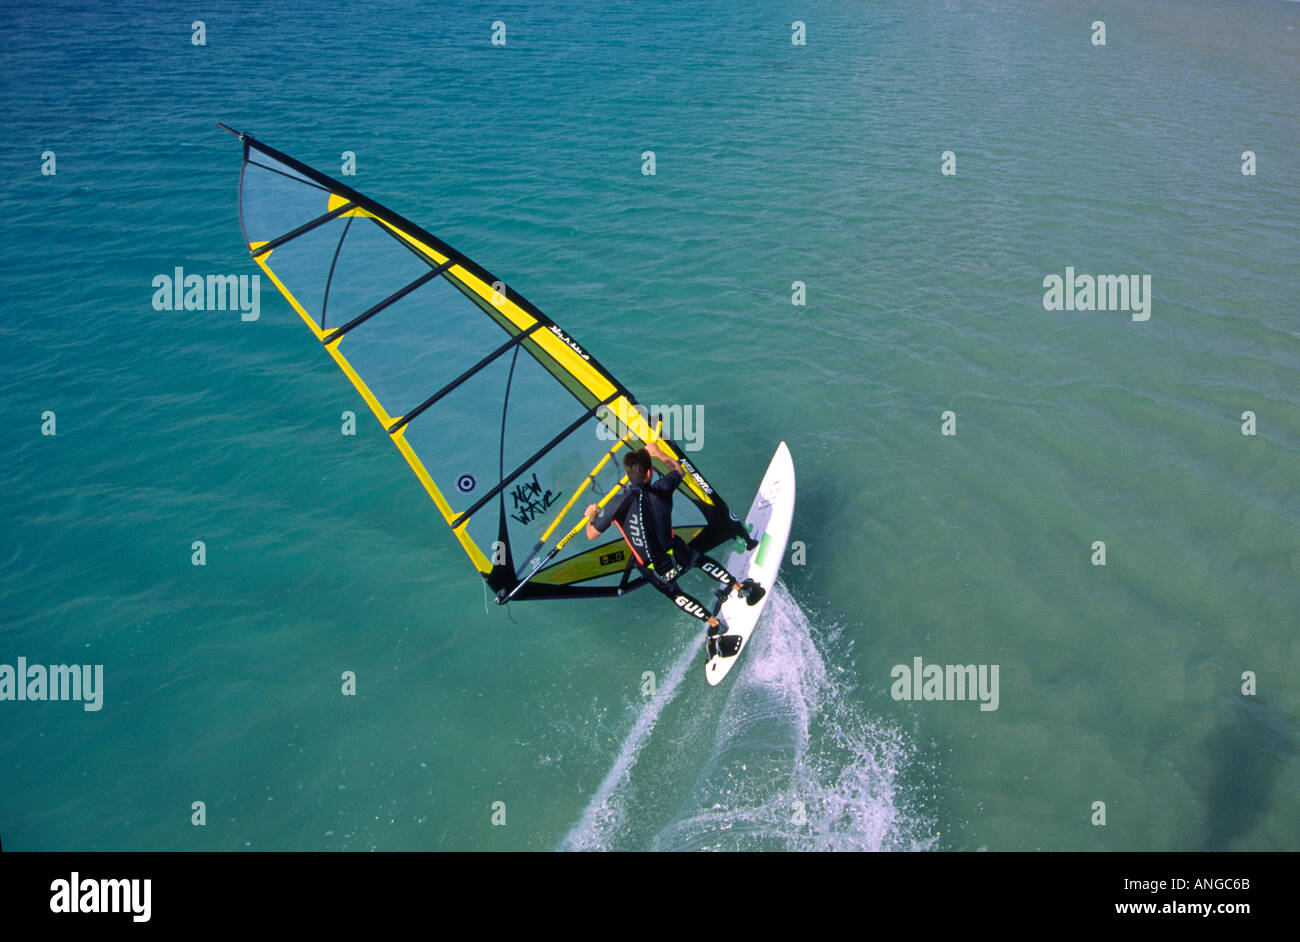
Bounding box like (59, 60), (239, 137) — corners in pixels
(591, 469), (738, 625)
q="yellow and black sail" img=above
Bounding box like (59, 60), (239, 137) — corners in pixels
(222, 126), (741, 601)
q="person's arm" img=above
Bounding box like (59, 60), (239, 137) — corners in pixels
(584, 503), (609, 540)
(645, 440), (683, 477)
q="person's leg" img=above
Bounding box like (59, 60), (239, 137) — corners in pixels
(681, 541), (765, 607)
(667, 536), (735, 590)
(647, 567), (741, 659)
(644, 566), (715, 627)
(697, 553), (740, 591)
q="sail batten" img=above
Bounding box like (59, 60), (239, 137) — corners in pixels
(252, 201), (356, 258)
(322, 264), (447, 344)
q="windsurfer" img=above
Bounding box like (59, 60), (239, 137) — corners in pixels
(584, 442), (763, 656)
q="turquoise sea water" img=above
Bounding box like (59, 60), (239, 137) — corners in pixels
(1, 0), (1297, 851)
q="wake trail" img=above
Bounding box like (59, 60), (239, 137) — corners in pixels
(560, 584), (938, 851)
(558, 633), (698, 851)
(652, 583), (936, 850)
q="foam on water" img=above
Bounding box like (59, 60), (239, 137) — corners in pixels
(563, 583), (938, 851)
(559, 636), (698, 851)
(653, 584), (938, 851)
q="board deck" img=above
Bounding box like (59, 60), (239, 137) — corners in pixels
(704, 442), (796, 685)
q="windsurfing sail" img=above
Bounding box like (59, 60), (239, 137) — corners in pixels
(221, 125), (744, 602)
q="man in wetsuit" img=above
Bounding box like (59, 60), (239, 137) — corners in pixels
(583, 442), (764, 657)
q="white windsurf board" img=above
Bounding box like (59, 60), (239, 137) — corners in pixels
(704, 441), (795, 685)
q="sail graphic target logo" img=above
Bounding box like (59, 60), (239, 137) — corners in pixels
(456, 473), (477, 493)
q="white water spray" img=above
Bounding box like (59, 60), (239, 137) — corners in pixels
(562, 584), (938, 851)
(560, 635), (698, 851)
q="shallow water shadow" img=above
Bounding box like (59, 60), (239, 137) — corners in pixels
(1200, 695), (1296, 851)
